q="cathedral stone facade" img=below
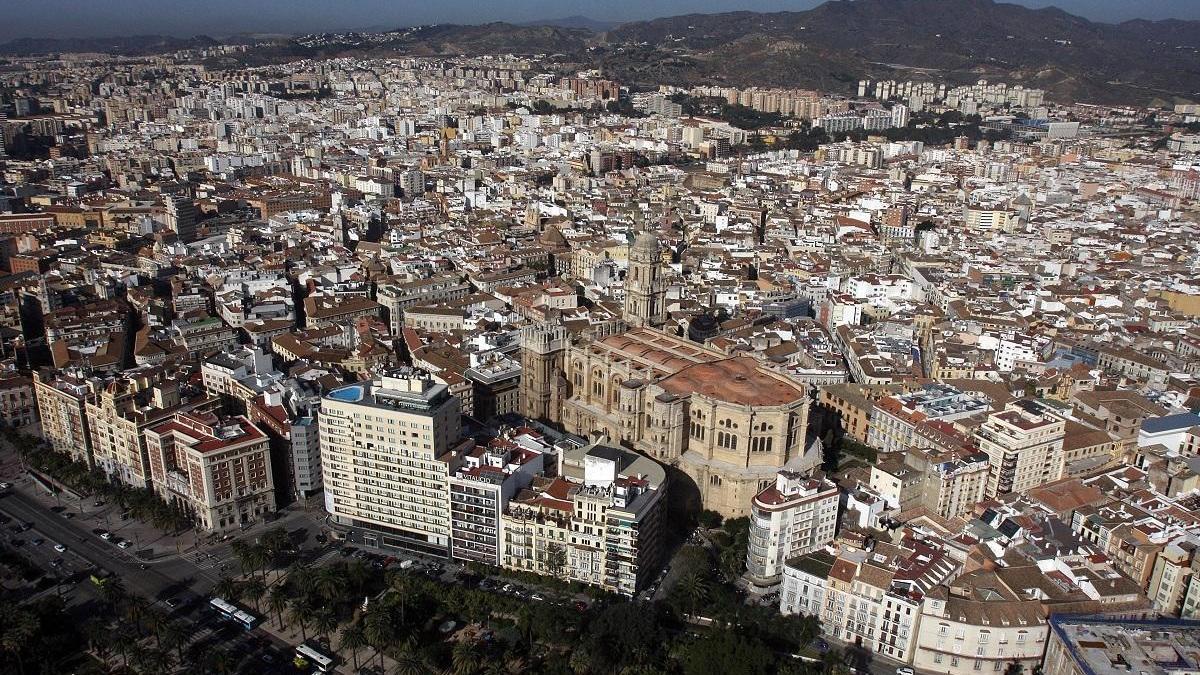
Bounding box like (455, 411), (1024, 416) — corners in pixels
(519, 231), (819, 517)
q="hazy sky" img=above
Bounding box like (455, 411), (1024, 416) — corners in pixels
(4, 0), (1200, 41)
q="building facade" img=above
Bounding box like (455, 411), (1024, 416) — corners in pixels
(144, 412), (274, 532)
(319, 369), (466, 556)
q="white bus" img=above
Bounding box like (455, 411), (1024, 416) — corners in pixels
(295, 643), (335, 673)
(209, 597), (259, 630)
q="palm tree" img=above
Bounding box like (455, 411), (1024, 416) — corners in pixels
(241, 577), (267, 613)
(0, 609), (37, 675)
(339, 621), (368, 670)
(123, 597), (151, 636)
(286, 562), (316, 597)
(230, 539), (250, 575)
(364, 611), (396, 669)
(158, 621), (191, 663)
(313, 610), (340, 646)
(248, 543), (271, 581)
(98, 577), (128, 613)
(268, 586), (290, 630)
(142, 609), (169, 647)
(389, 572), (412, 625)
(315, 565), (347, 602)
(392, 639), (429, 675)
(288, 597), (313, 641)
(676, 572), (710, 619)
(450, 641), (480, 675)
(213, 575), (241, 604)
(82, 619), (112, 663)
(141, 647), (176, 673)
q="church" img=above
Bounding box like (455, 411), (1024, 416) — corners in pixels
(520, 229), (820, 517)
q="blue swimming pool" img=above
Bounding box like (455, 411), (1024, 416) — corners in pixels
(328, 385), (365, 402)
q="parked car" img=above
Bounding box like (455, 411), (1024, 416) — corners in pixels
(53, 543), (66, 553)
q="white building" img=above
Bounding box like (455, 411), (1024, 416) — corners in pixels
(319, 368), (468, 557)
(745, 472), (839, 587)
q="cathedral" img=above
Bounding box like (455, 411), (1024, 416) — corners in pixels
(520, 229), (819, 518)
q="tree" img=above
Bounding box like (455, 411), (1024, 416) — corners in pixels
(206, 648), (235, 675)
(241, 577), (267, 613)
(450, 641), (481, 675)
(315, 564), (347, 602)
(678, 629), (773, 675)
(288, 597), (312, 641)
(339, 621), (367, 670)
(158, 621), (191, 664)
(313, 610), (340, 646)
(213, 576), (241, 605)
(392, 637), (429, 675)
(676, 572), (710, 618)
(545, 542), (567, 579)
(364, 610), (396, 669)
(268, 586), (290, 630)
(142, 608), (168, 647)
(0, 607), (37, 675)
(123, 597), (150, 636)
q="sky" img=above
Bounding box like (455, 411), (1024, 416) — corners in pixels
(3, 0), (1200, 42)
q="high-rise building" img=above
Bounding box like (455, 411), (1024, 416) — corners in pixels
(448, 432), (548, 566)
(164, 195), (198, 243)
(319, 368), (467, 556)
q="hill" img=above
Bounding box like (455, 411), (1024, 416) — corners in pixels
(0, 34), (218, 56)
(599, 0), (1200, 104)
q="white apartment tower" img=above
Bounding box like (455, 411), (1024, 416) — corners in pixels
(319, 368), (465, 556)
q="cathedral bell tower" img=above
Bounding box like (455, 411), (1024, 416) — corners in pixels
(623, 228), (668, 328)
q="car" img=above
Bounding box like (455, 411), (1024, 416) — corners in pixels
(9, 538), (22, 546)
(53, 543), (66, 553)
(501, 583), (513, 593)
(30, 538), (44, 546)
(259, 652), (277, 664)
(50, 505), (65, 513)
(117, 540), (133, 549)
(99, 531), (113, 540)
(62, 512), (74, 519)
(530, 593), (545, 602)
(165, 598), (181, 609)
(49, 558), (63, 568)
(895, 668), (915, 675)
(0, 482), (11, 489)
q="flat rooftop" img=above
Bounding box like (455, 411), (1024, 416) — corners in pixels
(1050, 616), (1200, 675)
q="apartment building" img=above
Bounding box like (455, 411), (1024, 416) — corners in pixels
(33, 369), (93, 464)
(319, 368), (466, 557)
(977, 399), (1066, 498)
(913, 568), (1047, 674)
(500, 441), (667, 596)
(448, 435), (546, 566)
(144, 412), (274, 532)
(783, 535), (959, 664)
(377, 275), (471, 334)
(86, 376), (216, 487)
(868, 384), (991, 454)
(745, 471), (839, 587)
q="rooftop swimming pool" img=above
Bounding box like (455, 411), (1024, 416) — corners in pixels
(328, 385), (365, 403)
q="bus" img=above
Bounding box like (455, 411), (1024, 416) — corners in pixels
(208, 597), (259, 630)
(294, 643), (335, 673)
